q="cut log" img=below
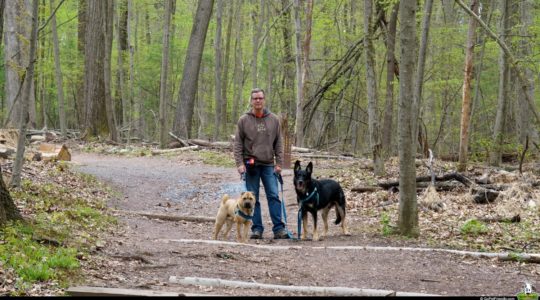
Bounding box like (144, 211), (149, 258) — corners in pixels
(38, 143), (71, 161)
(30, 135), (46, 142)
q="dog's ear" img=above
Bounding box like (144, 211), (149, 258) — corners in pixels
(306, 162), (313, 175)
(294, 160), (301, 172)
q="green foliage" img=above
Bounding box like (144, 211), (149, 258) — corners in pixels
(380, 212), (395, 236)
(460, 219), (488, 236)
(1, 169), (117, 294)
(0, 222), (79, 283)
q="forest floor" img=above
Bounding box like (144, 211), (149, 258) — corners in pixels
(63, 145), (539, 297)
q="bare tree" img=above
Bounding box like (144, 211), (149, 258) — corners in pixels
(50, 0), (67, 137)
(159, 0), (173, 148)
(3, 0), (35, 128)
(412, 0), (433, 159)
(172, 0), (214, 139)
(11, 0), (39, 188)
(489, 0), (512, 167)
(213, 0), (224, 141)
(381, 3), (399, 157)
(397, 0), (419, 237)
(363, 0), (384, 175)
(293, 0), (304, 147)
(458, 0), (479, 172)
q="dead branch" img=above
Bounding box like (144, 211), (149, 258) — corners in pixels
(162, 238), (540, 263)
(170, 276), (433, 297)
(168, 132), (189, 147)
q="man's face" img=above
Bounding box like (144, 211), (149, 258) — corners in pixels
(251, 92), (265, 110)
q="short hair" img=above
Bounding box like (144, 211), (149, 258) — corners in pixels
(250, 88), (265, 98)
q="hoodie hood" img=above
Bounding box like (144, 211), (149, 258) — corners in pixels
(247, 108), (271, 118)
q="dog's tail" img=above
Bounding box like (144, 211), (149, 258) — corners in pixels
(334, 190), (346, 225)
(221, 194), (230, 205)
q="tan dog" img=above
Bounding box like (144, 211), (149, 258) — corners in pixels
(213, 191), (256, 243)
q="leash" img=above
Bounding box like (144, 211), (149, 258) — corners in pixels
(296, 186), (319, 240)
(275, 173), (297, 240)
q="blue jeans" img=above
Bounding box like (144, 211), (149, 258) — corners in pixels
(245, 165), (286, 234)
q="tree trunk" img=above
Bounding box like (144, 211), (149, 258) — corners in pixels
(159, 0), (173, 148)
(76, 0), (86, 129)
(412, 0), (433, 158)
(103, 0), (117, 142)
(279, 0), (295, 120)
(381, 3), (398, 157)
(83, 0), (109, 139)
(213, 0), (223, 141)
(11, 0), (39, 188)
(397, 0), (419, 237)
(363, 0), (384, 176)
(231, 0), (244, 130)
(515, 0), (538, 145)
(4, 0), (34, 128)
(250, 0), (263, 88)
(172, 0), (214, 139)
(458, 0), (479, 172)
(221, 0), (233, 133)
(293, 0), (304, 147)
(117, 0), (128, 129)
(50, 0), (67, 137)
(489, 0), (511, 167)
(0, 166), (23, 225)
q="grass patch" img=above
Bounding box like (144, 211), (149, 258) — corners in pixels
(460, 219), (488, 236)
(1, 162), (117, 295)
(199, 150), (235, 167)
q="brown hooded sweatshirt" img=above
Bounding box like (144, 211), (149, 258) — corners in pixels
(234, 108), (283, 168)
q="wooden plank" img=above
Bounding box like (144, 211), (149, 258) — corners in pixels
(66, 286), (180, 297)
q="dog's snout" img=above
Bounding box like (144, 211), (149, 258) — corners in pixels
(243, 202), (253, 209)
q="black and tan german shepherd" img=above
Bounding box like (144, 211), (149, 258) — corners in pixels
(293, 160), (349, 241)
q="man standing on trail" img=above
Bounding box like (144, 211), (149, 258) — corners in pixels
(233, 87), (290, 240)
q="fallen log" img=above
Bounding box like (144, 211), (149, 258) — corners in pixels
(478, 214), (520, 223)
(151, 145), (199, 155)
(114, 210), (214, 223)
(296, 154), (355, 160)
(378, 172), (474, 189)
(168, 132), (189, 147)
(350, 186), (382, 193)
(66, 286), (181, 297)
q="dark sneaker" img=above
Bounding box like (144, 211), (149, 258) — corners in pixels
(250, 231), (263, 239)
(273, 230), (291, 239)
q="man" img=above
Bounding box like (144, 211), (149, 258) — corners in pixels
(233, 88), (289, 239)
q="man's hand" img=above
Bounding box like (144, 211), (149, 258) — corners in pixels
(274, 165), (282, 174)
(237, 165), (246, 175)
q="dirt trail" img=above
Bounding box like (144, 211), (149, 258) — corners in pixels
(71, 151), (532, 296)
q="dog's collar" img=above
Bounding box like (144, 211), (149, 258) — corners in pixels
(299, 187), (319, 205)
(235, 206), (253, 221)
